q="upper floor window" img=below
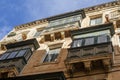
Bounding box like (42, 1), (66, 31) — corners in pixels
(90, 16), (102, 26)
(43, 48), (61, 63)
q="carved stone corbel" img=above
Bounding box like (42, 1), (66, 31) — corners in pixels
(103, 59), (111, 71)
(50, 34), (55, 41)
(84, 61), (91, 72)
(61, 32), (65, 39)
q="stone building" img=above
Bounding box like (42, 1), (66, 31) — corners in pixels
(0, 1), (120, 80)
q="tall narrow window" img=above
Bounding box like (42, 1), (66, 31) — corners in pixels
(90, 17), (102, 26)
(43, 48), (61, 62)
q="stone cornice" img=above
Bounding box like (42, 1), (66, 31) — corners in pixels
(15, 19), (48, 31)
(84, 1), (120, 13)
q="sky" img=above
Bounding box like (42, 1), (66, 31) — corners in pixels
(0, 0), (114, 40)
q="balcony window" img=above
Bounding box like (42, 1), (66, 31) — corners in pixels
(43, 48), (61, 62)
(7, 51), (18, 59)
(84, 37), (94, 46)
(49, 15), (81, 27)
(97, 35), (110, 43)
(73, 30), (110, 39)
(0, 53), (10, 60)
(72, 39), (83, 48)
(90, 17), (102, 26)
(16, 49), (27, 58)
(0, 48), (32, 62)
(72, 34), (110, 48)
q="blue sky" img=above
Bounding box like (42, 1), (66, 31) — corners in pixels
(0, 0), (114, 40)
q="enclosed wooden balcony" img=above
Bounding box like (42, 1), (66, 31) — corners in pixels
(67, 42), (112, 61)
(0, 39), (40, 78)
(65, 42), (113, 75)
(65, 23), (115, 76)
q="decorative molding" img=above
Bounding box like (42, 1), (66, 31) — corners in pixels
(84, 1), (120, 13)
(15, 19), (48, 31)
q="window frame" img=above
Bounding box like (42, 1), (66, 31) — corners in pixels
(89, 14), (102, 26)
(43, 47), (61, 63)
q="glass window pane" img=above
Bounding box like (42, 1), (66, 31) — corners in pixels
(72, 39), (83, 48)
(16, 49), (27, 57)
(90, 19), (95, 25)
(51, 54), (58, 61)
(97, 35), (108, 43)
(72, 40), (78, 48)
(77, 39), (83, 47)
(84, 37), (94, 46)
(0, 53), (10, 60)
(7, 51), (18, 59)
(44, 54), (49, 62)
(44, 54), (53, 62)
(96, 17), (102, 24)
(43, 48), (60, 62)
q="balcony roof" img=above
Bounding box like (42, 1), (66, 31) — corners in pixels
(5, 38), (39, 50)
(47, 9), (85, 21)
(71, 23), (115, 37)
(15, 9), (85, 31)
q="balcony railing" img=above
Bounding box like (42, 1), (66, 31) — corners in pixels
(66, 42), (113, 62)
(109, 11), (120, 20)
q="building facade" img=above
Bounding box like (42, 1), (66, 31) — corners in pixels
(0, 1), (120, 80)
